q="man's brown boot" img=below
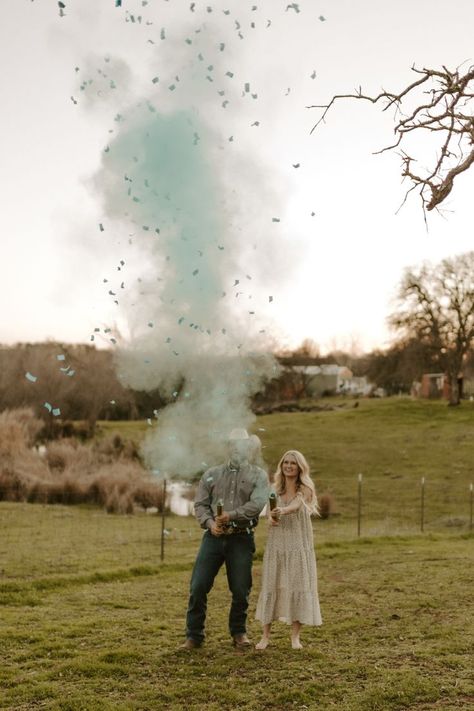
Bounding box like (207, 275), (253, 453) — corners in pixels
(233, 633), (251, 649)
(180, 638), (201, 650)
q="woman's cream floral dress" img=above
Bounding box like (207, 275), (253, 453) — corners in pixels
(256, 493), (322, 626)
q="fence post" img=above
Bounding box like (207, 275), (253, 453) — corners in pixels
(357, 473), (362, 537)
(160, 478), (167, 561)
(470, 483), (473, 533)
(420, 477), (425, 533)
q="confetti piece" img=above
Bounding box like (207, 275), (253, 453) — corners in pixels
(99, 223), (104, 232)
(169, 84), (176, 91)
(147, 418), (153, 425)
(272, 217), (280, 223)
(152, 76), (159, 84)
(286, 3), (300, 12)
(71, 97), (78, 104)
(90, 335), (95, 342)
(56, 354), (66, 361)
(311, 70), (317, 79)
(319, 15), (326, 21)
(148, 321), (154, 327)
(251, 121), (260, 126)
(52, 408), (61, 417)
(218, 245), (224, 250)
(115, 0), (122, 6)
(60, 366), (70, 373)
(44, 402), (52, 413)
(233, 279), (240, 286)
(192, 269), (199, 276)
(160, 28), (166, 39)
(190, 2), (195, 10)
(219, 43), (225, 51)
(25, 372), (37, 383)
(228, 135), (234, 142)
(269, 295), (274, 302)
(292, 163), (300, 168)
(225, 71), (234, 78)
(244, 82), (250, 93)
(110, 400), (116, 404)
(311, 211), (316, 216)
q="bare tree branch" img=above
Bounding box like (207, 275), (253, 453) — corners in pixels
(309, 65), (474, 213)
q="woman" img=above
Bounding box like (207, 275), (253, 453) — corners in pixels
(255, 450), (322, 649)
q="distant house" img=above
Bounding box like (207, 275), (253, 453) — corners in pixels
(292, 364), (371, 397)
(420, 373), (449, 399)
(418, 371), (474, 399)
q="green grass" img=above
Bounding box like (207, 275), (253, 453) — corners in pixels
(0, 503), (473, 710)
(99, 398), (474, 536)
(2, 400), (472, 709)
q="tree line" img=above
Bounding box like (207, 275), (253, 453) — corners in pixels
(2, 252), (473, 428)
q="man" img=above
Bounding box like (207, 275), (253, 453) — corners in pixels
(181, 428), (269, 650)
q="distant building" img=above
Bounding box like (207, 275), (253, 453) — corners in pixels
(292, 364), (371, 397)
(418, 371), (474, 399)
(420, 373), (449, 399)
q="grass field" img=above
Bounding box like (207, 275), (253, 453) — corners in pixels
(100, 398), (474, 536)
(0, 505), (472, 710)
(1, 399), (473, 710)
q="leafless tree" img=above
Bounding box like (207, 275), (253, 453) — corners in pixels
(389, 252), (474, 405)
(309, 64), (474, 218)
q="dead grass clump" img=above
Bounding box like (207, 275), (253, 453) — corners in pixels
(93, 434), (141, 464)
(0, 410), (163, 513)
(318, 492), (335, 519)
(133, 482), (165, 510)
(0, 408), (43, 458)
(45, 440), (94, 474)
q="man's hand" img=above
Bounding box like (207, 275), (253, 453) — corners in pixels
(209, 521), (224, 537)
(215, 512), (230, 527)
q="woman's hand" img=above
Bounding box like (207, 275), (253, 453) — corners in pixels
(270, 506), (282, 525)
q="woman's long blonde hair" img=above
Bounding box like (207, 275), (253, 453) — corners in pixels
(273, 450), (318, 514)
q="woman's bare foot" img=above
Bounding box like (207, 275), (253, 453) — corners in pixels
(255, 637), (270, 650)
(291, 637), (303, 650)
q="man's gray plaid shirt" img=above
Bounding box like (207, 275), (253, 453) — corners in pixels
(194, 461), (270, 530)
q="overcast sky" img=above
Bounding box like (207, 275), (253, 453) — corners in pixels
(1, 0), (473, 354)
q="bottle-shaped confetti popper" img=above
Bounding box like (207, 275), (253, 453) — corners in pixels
(269, 492), (277, 511)
(216, 499), (223, 517)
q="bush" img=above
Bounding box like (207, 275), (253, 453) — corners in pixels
(318, 492), (335, 519)
(0, 409), (163, 513)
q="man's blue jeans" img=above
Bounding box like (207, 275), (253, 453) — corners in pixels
(185, 530), (256, 643)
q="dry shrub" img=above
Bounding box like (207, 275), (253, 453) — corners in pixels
(318, 492), (335, 519)
(0, 408), (43, 458)
(93, 434), (141, 464)
(45, 439), (94, 474)
(0, 409), (162, 513)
